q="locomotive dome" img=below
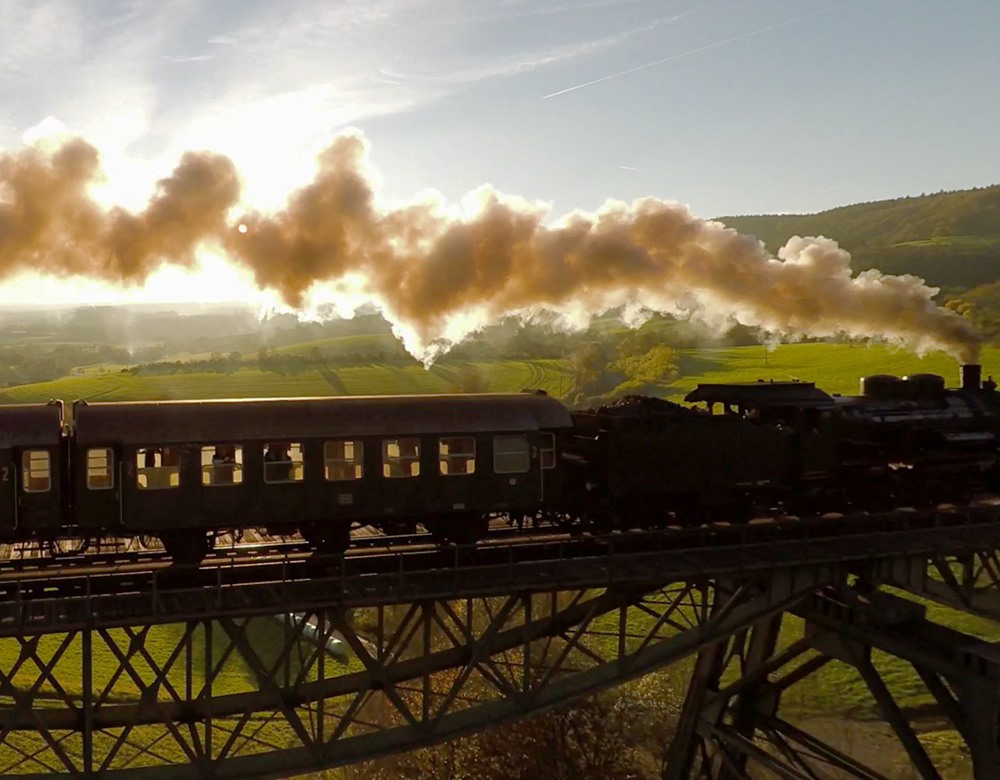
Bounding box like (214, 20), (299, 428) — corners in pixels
(902, 373), (946, 397)
(860, 374), (903, 398)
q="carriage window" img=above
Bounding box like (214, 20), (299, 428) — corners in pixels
(22, 450), (51, 493)
(494, 435), (530, 474)
(540, 433), (556, 470)
(137, 447), (180, 489)
(439, 437), (475, 475)
(383, 438), (420, 478)
(325, 440), (363, 481)
(201, 445), (243, 486)
(265, 442), (303, 483)
(87, 448), (114, 490)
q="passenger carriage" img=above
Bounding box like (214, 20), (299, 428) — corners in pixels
(0, 402), (66, 540)
(71, 393), (571, 561)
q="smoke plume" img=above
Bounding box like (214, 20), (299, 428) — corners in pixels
(0, 137), (239, 283)
(0, 134), (982, 363)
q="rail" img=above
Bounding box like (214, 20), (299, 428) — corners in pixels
(0, 502), (997, 636)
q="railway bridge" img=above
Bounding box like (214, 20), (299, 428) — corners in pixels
(0, 506), (999, 779)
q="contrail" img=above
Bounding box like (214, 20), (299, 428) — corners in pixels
(543, 0), (866, 99)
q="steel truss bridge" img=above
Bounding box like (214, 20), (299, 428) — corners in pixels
(0, 507), (999, 778)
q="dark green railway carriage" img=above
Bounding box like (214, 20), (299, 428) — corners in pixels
(0, 402), (66, 539)
(72, 393), (572, 561)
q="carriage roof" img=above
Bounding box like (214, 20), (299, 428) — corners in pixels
(0, 403), (64, 447)
(72, 393), (573, 445)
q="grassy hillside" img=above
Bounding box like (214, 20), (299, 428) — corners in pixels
(719, 185), (1000, 290)
(719, 186), (1000, 250)
(0, 359), (575, 403)
(2, 342), (992, 405)
(664, 343), (1000, 399)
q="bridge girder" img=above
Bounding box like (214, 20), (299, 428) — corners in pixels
(0, 507), (996, 777)
(0, 566), (844, 779)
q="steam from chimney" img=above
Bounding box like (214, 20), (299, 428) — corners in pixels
(0, 133), (982, 363)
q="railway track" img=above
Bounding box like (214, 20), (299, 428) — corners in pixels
(0, 528), (575, 585)
(0, 499), (996, 602)
(0, 514), (556, 574)
(0, 533), (572, 604)
(0, 502), (993, 638)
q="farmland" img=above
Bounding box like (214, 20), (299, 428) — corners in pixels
(0, 358), (574, 403)
(0, 340), (995, 405)
(666, 342), (1000, 399)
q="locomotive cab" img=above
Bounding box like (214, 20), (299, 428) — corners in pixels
(685, 381), (840, 488)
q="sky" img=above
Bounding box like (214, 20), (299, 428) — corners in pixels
(1, 0), (998, 308)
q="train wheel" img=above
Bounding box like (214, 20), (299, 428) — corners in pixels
(49, 538), (89, 557)
(160, 531), (211, 565)
(381, 520), (417, 536)
(549, 512), (581, 533)
(138, 535), (160, 550)
(302, 524), (351, 554)
(427, 514), (488, 544)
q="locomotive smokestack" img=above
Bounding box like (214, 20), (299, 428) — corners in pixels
(961, 364), (982, 390)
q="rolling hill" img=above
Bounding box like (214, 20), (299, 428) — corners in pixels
(719, 185), (1000, 290)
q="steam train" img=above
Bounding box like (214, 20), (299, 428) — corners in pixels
(0, 364), (997, 563)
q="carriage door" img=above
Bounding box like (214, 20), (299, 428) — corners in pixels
(77, 446), (122, 532)
(16, 447), (60, 532)
(0, 449), (16, 534)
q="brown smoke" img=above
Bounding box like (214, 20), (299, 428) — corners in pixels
(0, 134), (982, 363)
(0, 137), (239, 283)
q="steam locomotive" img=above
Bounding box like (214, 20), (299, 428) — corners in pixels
(564, 364), (1000, 528)
(0, 364), (997, 562)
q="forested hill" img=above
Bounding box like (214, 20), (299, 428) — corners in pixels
(718, 185), (1000, 290)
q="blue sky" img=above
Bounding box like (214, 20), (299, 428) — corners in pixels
(3, 0), (997, 218)
(0, 0), (998, 307)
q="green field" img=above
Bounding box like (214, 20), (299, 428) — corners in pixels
(270, 332), (405, 357)
(0, 359), (575, 403)
(665, 342), (1000, 399)
(1, 341), (993, 405)
(891, 235), (1000, 249)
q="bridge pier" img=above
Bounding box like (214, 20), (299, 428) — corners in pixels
(663, 579), (1000, 780)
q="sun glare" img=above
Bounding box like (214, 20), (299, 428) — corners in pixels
(0, 252), (266, 308)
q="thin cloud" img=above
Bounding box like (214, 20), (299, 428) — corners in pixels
(467, 0), (657, 23)
(543, 0), (867, 99)
(618, 165), (641, 172)
(380, 15), (673, 86)
(0, 1), (86, 86)
(164, 54), (216, 64)
(381, 37), (624, 85)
